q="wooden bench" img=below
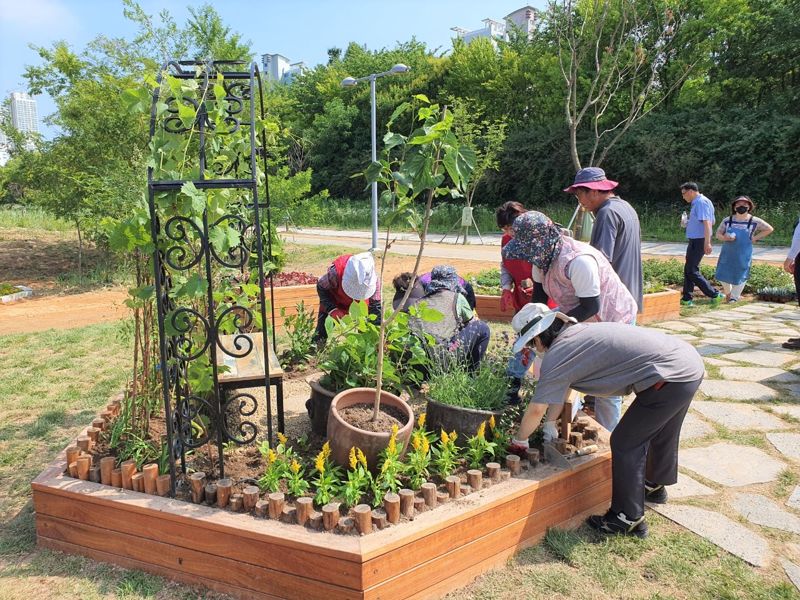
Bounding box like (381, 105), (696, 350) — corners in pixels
(216, 332), (285, 433)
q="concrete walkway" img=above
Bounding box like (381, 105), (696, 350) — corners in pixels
(280, 226), (790, 264)
(640, 302), (800, 584)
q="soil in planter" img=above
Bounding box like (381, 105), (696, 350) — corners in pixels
(338, 403), (407, 433)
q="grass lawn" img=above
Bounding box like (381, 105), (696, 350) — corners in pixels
(1, 320), (797, 599)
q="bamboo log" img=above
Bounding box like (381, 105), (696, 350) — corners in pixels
(354, 504), (372, 534)
(204, 483), (217, 505)
(156, 474), (170, 496)
(111, 468), (122, 488)
(296, 497), (313, 526)
(436, 491), (449, 504)
(229, 494), (243, 512)
(309, 511), (323, 530)
(445, 475), (461, 499)
(68, 462), (78, 478)
(216, 478), (232, 508)
(75, 456), (91, 481)
(92, 418), (106, 431)
(242, 485), (259, 512)
(99, 456), (115, 486)
(413, 497), (425, 513)
(120, 460), (136, 490)
(254, 500), (268, 518)
(100, 409), (113, 422)
(337, 516), (354, 534)
(421, 482), (437, 508)
(142, 464), (159, 495)
(189, 472), (206, 504)
(526, 448), (540, 467)
(371, 509), (387, 530)
(467, 469), (482, 491)
(89, 466), (101, 483)
(322, 503), (340, 531)
(86, 427), (100, 445)
(506, 455), (521, 476)
(399, 489), (415, 517)
(486, 462), (501, 482)
(65, 446), (80, 467)
(76, 435), (91, 453)
(281, 506), (296, 523)
(131, 472), (145, 492)
(268, 492), (285, 520)
(383, 493), (400, 524)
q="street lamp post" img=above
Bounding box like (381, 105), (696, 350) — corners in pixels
(342, 64), (410, 251)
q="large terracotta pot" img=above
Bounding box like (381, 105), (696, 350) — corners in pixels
(425, 398), (503, 440)
(327, 388), (414, 471)
(306, 377), (336, 436)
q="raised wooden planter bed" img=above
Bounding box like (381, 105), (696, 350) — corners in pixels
(271, 284), (319, 332)
(475, 289), (680, 325)
(33, 424), (611, 599)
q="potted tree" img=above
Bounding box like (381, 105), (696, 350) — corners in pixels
(326, 96), (475, 467)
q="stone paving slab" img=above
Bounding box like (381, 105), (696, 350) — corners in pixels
(697, 382), (779, 403)
(720, 330), (764, 342)
(668, 472), (716, 499)
(650, 504), (772, 567)
(731, 493), (800, 534)
(684, 319), (726, 331)
(771, 405), (800, 421)
(718, 367), (800, 383)
(787, 485), (800, 511)
(732, 305), (777, 314)
(782, 560), (800, 593)
(680, 443), (785, 486)
(699, 339), (752, 350)
(673, 333), (699, 342)
(767, 433), (800, 461)
(680, 411), (715, 441)
(696, 344), (730, 357)
(774, 311), (800, 320)
(719, 349), (798, 367)
(653, 320), (700, 333)
(754, 343), (800, 355)
(779, 384), (800, 398)
(712, 311), (753, 321)
(704, 357), (737, 367)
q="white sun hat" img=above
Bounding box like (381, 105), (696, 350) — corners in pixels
(341, 252), (378, 300)
(511, 303), (576, 353)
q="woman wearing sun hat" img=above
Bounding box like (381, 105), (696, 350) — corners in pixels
(714, 195), (774, 303)
(502, 210), (638, 430)
(507, 303), (704, 538)
(314, 252), (382, 341)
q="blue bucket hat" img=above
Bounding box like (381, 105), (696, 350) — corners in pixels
(564, 167), (618, 194)
(501, 211), (563, 273)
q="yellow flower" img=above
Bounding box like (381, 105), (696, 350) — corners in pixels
(290, 459), (300, 474)
(315, 449), (326, 474)
(440, 429), (448, 444)
(277, 432), (288, 446)
(391, 424), (398, 437)
(421, 436), (430, 455)
(488, 415), (496, 431)
(357, 448), (367, 469)
(417, 413), (426, 428)
(321, 441), (331, 459)
(349, 446), (357, 469)
(387, 434), (397, 455)
(411, 431), (421, 451)
(449, 430), (457, 443)
(267, 449), (277, 464)
(476, 421), (486, 439)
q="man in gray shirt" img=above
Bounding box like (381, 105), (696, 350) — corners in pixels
(565, 168), (643, 311)
(507, 304), (704, 538)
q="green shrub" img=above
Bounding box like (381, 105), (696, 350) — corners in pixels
(427, 357), (509, 411)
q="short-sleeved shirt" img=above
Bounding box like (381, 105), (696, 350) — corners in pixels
(531, 255), (600, 297)
(685, 194), (716, 239)
(591, 196), (643, 311)
(529, 322), (704, 404)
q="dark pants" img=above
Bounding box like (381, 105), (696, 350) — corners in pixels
(452, 319), (491, 371)
(682, 238), (718, 301)
(795, 258), (800, 307)
(609, 377), (702, 520)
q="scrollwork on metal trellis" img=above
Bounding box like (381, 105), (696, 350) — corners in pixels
(148, 59), (278, 495)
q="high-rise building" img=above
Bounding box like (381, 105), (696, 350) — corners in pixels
(261, 54), (307, 84)
(10, 92), (39, 135)
(0, 131), (10, 167)
(451, 5), (537, 46)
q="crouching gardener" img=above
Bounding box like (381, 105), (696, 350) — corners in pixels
(314, 252), (381, 342)
(507, 303), (704, 538)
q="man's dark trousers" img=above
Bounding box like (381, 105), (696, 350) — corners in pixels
(682, 238), (717, 301)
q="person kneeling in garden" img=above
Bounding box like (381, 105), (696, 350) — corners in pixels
(392, 266), (490, 371)
(314, 252), (381, 342)
(507, 303), (704, 538)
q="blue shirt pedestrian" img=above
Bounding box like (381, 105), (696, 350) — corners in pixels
(685, 194), (715, 239)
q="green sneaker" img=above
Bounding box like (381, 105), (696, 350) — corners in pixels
(680, 299), (694, 307)
(710, 293), (724, 305)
